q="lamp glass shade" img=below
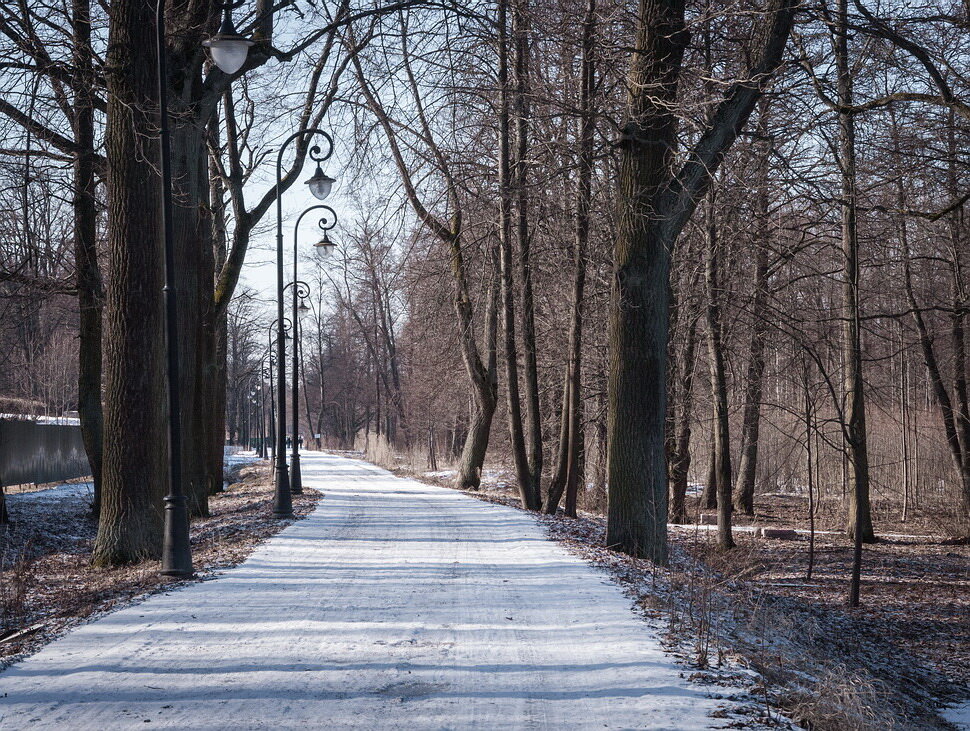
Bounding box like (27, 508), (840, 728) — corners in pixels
(204, 36), (253, 74)
(314, 237), (336, 260)
(305, 166), (336, 200)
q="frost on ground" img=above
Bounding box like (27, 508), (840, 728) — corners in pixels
(4, 452), (752, 730)
(0, 457), (319, 668)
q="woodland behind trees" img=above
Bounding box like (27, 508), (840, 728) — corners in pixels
(1, 0), (968, 585)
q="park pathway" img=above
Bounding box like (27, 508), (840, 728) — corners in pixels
(0, 453), (730, 730)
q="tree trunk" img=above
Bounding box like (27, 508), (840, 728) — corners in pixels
(733, 121), (770, 515)
(498, 0), (538, 510)
(944, 117), (970, 519)
(93, 0), (167, 565)
(456, 259), (499, 489)
(701, 419), (718, 510)
(704, 190), (733, 549)
(547, 0), (594, 518)
(207, 127), (229, 494)
(606, 0), (688, 564)
(171, 110), (215, 517)
(72, 0), (104, 515)
(835, 0), (875, 554)
(513, 0), (543, 504)
(606, 0), (794, 561)
(668, 310), (699, 524)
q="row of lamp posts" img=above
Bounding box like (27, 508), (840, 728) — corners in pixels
(158, 0), (338, 576)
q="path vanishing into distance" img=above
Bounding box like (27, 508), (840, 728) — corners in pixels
(0, 453), (732, 730)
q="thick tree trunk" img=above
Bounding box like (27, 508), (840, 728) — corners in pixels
(93, 0), (167, 565)
(171, 112), (216, 517)
(606, 0), (794, 561)
(72, 0), (103, 515)
(606, 0), (688, 564)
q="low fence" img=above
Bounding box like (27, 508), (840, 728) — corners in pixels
(0, 418), (91, 487)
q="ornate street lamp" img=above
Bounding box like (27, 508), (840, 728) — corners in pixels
(202, 1), (254, 75)
(273, 129), (335, 517)
(158, 0), (252, 577)
(307, 205), (339, 261)
(289, 204), (338, 492)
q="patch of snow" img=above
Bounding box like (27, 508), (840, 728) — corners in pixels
(0, 413), (80, 425)
(944, 700), (970, 729)
(224, 450), (261, 469)
(423, 470), (457, 478)
(4, 482), (94, 503)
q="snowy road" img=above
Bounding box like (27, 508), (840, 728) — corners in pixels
(0, 453), (729, 730)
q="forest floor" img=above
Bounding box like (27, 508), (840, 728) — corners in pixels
(0, 457), (320, 669)
(409, 466), (970, 730)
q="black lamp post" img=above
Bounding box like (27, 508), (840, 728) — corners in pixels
(265, 355), (276, 461)
(273, 129), (335, 517)
(156, 0), (252, 577)
(290, 204), (338, 487)
(285, 280), (311, 494)
(157, 0), (251, 577)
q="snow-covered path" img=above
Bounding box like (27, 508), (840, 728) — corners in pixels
(0, 453), (728, 730)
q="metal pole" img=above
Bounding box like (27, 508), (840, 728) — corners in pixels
(267, 350), (277, 463)
(274, 154), (293, 518)
(259, 370), (267, 458)
(256, 378), (266, 459)
(290, 273), (303, 494)
(157, 0), (192, 577)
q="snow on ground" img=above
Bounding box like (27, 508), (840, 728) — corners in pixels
(4, 481), (95, 503)
(423, 469), (457, 479)
(945, 702), (970, 730)
(224, 449), (262, 470)
(1, 452), (738, 730)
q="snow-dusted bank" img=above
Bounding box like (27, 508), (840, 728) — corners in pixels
(0, 452), (733, 730)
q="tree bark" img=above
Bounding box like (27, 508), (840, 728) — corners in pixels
(512, 0), (543, 505)
(606, 0), (689, 563)
(498, 0), (538, 510)
(703, 190), (734, 549)
(606, 0), (796, 561)
(733, 110), (771, 516)
(668, 309), (699, 524)
(93, 0), (167, 565)
(835, 0), (875, 552)
(71, 0), (104, 515)
(547, 0), (595, 518)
